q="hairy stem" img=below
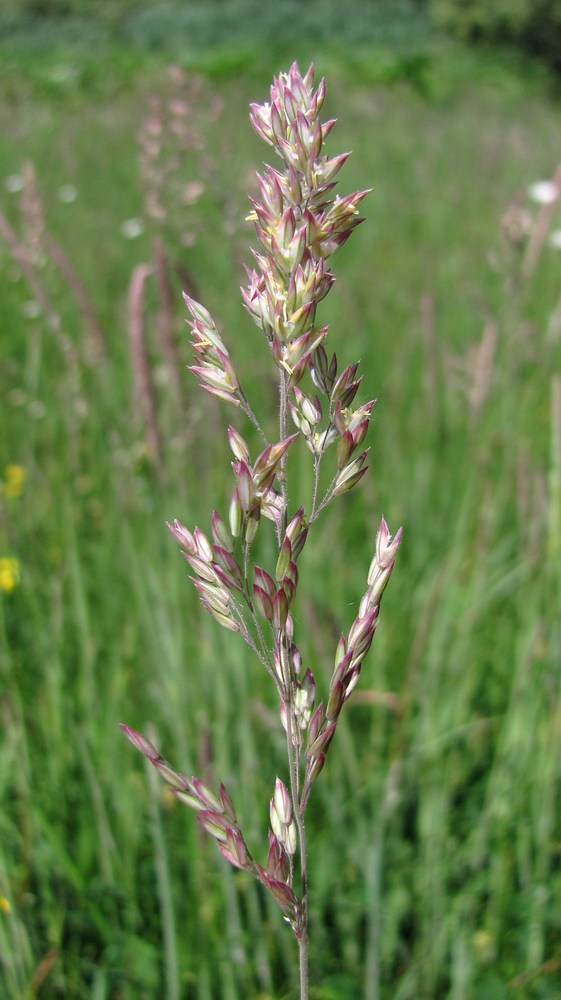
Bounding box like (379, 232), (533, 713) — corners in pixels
(239, 393), (268, 445)
(311, 452), (322, 520)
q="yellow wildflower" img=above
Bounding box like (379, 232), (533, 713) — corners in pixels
(4, 465), (26, 498)
(0, 558), (20, 592)
(0, 896), (11, 914)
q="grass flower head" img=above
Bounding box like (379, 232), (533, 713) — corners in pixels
(121, 63), (401, 999)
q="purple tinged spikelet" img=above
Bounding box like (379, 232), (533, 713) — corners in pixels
(273, 588), (289, 629)
(375, 517), (403, 572)
(308, 751), (326, 783)
(234, 459), (256, 512)
(172, 788), (204, 811)
(306, 721), (336, 759)
(191, 578), (230, 616)
(336, 430), (354, 470)
(285, 507), (305, 541)
(325, 680), (345, 723)
(119, 723), (157, 760)
(213, 564), (242, 595)
(331, 649), (353, 691)
(270, 803), (284, 842)
(219, 782), (237, 823)
(348, 606), (378, 650)
(149, 751), (185, 787)
(228, 426), (250, 462)
(290, 643), (302, 675)
(335, 633), (347, 665)
(269, 778), (297, 857)
(228, 488), (243, 537)
(258, 870), (298, 912)
(197, 811), (229, 842)
(333, 448), (369, 496)
(285, 820), (297, 856)
(273, 778), (292, 825)
(282, 577), (296, 609)
(184, 552), (221, 584)
(120, 726), (203, 804)
(192, 777), (224, 813)
(291, 530), (309, 562)
(364, 518), (403, 606)
(294, 668), (315, 729)
(193, 526), (213, 562)
(351, 417), (370, 450)
(183, 294), (213, 328)
(301, 667), (315, 701)
(211, 510), (233, 552)
(275, 535), (292, 582)
(285, 559), (299, 588)
(343, 667), (361, 699)
(199, 383), (240, 406)
(213, 545), (242, 580)
(267, 833), (290, 882)
(253, 584), (274, 622)
(166, 519), (196, 554)
(219, 828), (250, 869)
(265, 433), (298, 467)
(245, 506), (261, 543)
(307, 703), (324, 745)
(254, 565), (276, 597)
(184, 294), (241, 405)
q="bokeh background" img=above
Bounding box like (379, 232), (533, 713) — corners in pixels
(1, 2), (561, 998)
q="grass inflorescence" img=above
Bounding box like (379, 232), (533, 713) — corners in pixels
(1, 41), (561, 1000)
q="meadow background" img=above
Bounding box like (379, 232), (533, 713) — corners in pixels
(1, 2), (561, 998)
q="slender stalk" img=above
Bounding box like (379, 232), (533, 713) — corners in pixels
(298, 934), (309, 1000)
(311, 452), (322, 520)
(278, 357), (310, 994)
(279, 368), (290, 539)
(239, 393), (268, 445)
(145, 730), (180, 1000)
(295, 804), (309, 1000)
(284, 663), (309, 999)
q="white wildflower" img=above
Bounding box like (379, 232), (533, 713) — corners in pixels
(528, 181), (559, 205)
(120, 218), (145, 239)
(4, 174), (24, 193)
(57, 184), (78, 203)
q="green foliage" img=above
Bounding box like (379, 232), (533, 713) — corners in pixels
(1, 44), (561, 999)
(429, 0), (561, 71)
(0, 0), (431, 61)
(123, 0), (430, 53)
(0, 0), (140, 22)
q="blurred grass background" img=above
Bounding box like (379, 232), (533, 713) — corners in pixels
(1, 2), (561, 998)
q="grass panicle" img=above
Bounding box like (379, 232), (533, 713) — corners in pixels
(1, 43), (561, 999)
